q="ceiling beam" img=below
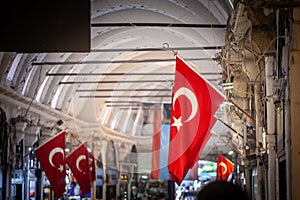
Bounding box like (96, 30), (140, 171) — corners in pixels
(90, 46), (222, 52)
(76, 88), (171, 92)
(79, 95), (171, 98)
(47, 72), (221, 76)
(32, 58), (216, 66)
(91, 23), (227, 28)
(104, 100), (159, 105)
(106, 104), (141, 107)
(60, 78), (220, 85)
(59, 80), (172, 84)
(106, 104), (166, 109)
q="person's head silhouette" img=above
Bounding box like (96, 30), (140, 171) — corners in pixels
(197, 181), (249, 200)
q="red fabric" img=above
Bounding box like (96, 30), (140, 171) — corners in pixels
(66, 142), (91, 195)
(89, 152), (96, 182)
(191, 117), (217, 167)
(216, 154), (234, 181)
(35, 131), (66, 198)
(168, 57), (224, 185)
(151, 105), (162, 179)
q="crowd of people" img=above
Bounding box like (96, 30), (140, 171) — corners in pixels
(117, 181), (249, 200)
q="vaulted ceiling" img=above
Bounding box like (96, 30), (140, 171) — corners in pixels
(0, 0), (235, 161)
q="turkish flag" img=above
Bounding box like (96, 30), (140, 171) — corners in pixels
(88, 152), (96, 182)
(216, 154), (234, 181)
(35, 131), (66, 198)
(66, 142), (91, 195)
(168, 57), (224, 185)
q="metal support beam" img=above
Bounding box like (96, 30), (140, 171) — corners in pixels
(227, 99), (256, 123)
(59, 80), (172, 84)
(79, 95), (171, 98)
(105, 101), (141, 104)
(46, 72), (221, 76)
(76, 88), (171, 92)
(217, 118), (244, 139)
(32, 57), (216, 66)
(60, 78), (219, 85)
(91, 22), (227, 28)
(91, 46), (223, 52)
(48, 72), (174, 76)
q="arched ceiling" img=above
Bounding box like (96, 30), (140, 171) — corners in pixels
(0, 0), (235, 160)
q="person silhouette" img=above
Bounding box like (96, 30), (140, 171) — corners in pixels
(197, 181), (249, 200)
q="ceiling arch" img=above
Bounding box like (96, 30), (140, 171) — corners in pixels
(0, 0), (234, 159)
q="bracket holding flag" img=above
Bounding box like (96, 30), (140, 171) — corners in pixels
(168, 56), (224, 185)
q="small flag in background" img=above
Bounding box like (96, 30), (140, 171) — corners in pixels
(168, 56), (224, 185)
(66, 142), (91, 195)
(35, 131), (66, 198)
(216, 154), (234, 181)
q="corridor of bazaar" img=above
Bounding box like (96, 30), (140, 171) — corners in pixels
(0, 0), (300, 200)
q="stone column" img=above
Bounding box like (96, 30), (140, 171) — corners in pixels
(24, 126), (40, 200)
(265, 56), (276, 200)
(254, 83), (265, 200)
(14, 122), (27, 200)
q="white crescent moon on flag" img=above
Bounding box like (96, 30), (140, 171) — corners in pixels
(49, 147), (64, 168)
(173, 87), (198, 122)
(219, 162), (228, 174)
(76, 155), (86, 173)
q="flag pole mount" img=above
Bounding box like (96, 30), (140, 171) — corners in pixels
(162, 42), (178, 56)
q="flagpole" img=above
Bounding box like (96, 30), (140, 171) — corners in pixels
(217, 119), (244, 139)
(227, 98), (256, 123)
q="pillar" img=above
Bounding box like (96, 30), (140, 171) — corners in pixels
(254, 83), (265, 200)
(243, 117), (252, 200)
(265, 56), (276, 200)
(13, 122), (27, 168)
(24, 126), (40, 200)
(14, 122), (27, 200)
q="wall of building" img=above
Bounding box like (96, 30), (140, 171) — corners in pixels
(291, 5), (300, 200)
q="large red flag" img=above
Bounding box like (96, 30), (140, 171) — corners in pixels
(168, 56), (224, 185)
(35, 131), (66, 198)
(66, 142), (91, 195)
(216, 154), (234, 181)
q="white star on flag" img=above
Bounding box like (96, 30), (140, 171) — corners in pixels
(58, 165), (64, 172)
(171, 116), (182, 131)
